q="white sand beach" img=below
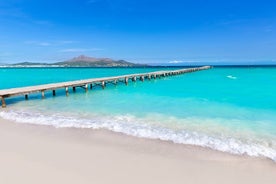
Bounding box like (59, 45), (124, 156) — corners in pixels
(0, 118), (275, 184)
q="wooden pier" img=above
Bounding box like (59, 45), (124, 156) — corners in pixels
(0, 66), (211, 108)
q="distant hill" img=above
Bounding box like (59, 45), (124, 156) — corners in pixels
(10, 55), (147, 67)
(12, 62), (49, 66)
(55, 55), (144, 67)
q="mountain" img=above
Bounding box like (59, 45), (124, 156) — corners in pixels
(9, 55), (146, 67)
(54, 55), (144, 67)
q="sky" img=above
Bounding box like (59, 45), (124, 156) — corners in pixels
(0, 0), (276, 64)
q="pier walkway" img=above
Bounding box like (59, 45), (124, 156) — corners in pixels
(0, 66), (211, 107)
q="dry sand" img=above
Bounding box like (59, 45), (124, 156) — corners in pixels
(0, 118), (275, 184)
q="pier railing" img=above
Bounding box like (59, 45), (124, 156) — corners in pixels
(0, 66), (211, 107)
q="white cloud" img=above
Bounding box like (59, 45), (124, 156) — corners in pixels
(38, 42), (51, 46)
(59, 48), (86, 52)
(24, 40), (75, 46)
(57, 40), (75, 44)
(169, 60), (184, 64)
(59, 48), (103, 52)
(168, 59), (207, 64)
(24, 41), (51, 46)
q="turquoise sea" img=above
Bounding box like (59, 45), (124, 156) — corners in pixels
(0, 67), (276, 161)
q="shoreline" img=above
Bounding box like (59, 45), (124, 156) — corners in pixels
(1, 117), (276, 184)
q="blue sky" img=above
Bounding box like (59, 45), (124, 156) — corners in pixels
(0, 0), (276, 64)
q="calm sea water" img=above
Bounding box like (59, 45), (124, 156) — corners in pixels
(0, 67), (276, 161)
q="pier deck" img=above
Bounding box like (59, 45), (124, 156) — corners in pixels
(0, 66), (211, 107)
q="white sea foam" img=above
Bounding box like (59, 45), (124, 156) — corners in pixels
(227, 75), (237, 79)
(0, 110), (275, 162)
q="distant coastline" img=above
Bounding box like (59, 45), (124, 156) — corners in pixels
(0, 55), (276, 68)
(1, 64), (276, 68)
(0, 55), (148, 68)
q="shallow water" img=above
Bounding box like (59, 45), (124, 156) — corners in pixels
(0, 67), (276, 161)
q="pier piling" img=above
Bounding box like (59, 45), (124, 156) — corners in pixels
(65, 87), (69, 96)
(125, 77), (128, 85)
(85, 84), (88, 92)
(41, 90), (45, 99)
(1, 97), (6, 108)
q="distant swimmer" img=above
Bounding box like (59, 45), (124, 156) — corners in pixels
(226, 75), (237, 79)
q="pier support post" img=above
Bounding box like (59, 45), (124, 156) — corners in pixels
(125, 77), (128, 85)
(73, 86), (76, 92)
(53, 90), (56, 96)
(25, 94), (28, 100)
(140, 76), (144, 82)
(65, 87), (69, 96)
(85, 84), (88, 92)
(41, 90), (45, 99)
(90, 84), (93, 89)
(1, 97), (6, 108)
(132, 76), (136, 82)
(148, 75), (151, 80)
(114, 80), (117, 85)
(102, 81), (105, 89)
(154, 74), (156, 79)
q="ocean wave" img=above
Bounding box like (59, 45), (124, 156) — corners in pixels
(0, 110), (275, 162)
